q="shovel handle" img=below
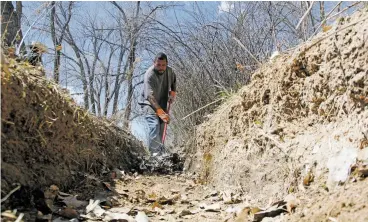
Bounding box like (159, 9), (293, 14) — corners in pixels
(162, 102), (171, 144)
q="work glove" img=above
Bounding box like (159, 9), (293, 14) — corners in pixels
(156, 108), (170, 123)
(168, 91), (176, 103)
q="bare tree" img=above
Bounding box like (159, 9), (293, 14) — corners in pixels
(50, 1), (74, 83)
(64, 24), (90, 110)
(111, 1), (141, 128)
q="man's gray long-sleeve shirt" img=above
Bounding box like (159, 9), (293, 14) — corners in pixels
(141, 65), (176, 111)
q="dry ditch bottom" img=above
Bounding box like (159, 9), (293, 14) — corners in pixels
(1, 166), (367, 222)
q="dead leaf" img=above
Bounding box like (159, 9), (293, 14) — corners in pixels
(58, 207), (79, 219)
(56, 45), (62, 51)
(109, 207), (131, 214)
(303, 171), (314, 186)
(253, 205), (287, 222)
(322, 25), (332, 32)
(207, 190), (219, 198)
(1, 211), (17, 219)
(44, 185), (59, 209)
(284, 194), (299, 213)
(36, 211), (52, 221)
(221, 190), (232, 203)
(358, 167), (368, 177)
(351, 163), (368, 178)
(164, 208), (176, 214)
(251, 207), (262, 214)
(185, 185), (195, 191)
(172, 194), (181, 201)
(236, 62), (245, 72)
(141, 208), (155, 217)
(179, 210), (193, 217)
(60, 196), (88, 208)
(147, 192), (157, 202)
(136, 190), (146, 200)
(53, 217), (77, 222)
(360, 139), (368, 149)
(86, 199), (100, 213)
(92, 205), (105, 217)
(204, 203), (221, 212)
(235, 207), (250, 222)
(270, 200), (286, 208)
(135, 211), (149, 222)
(58, 191), (71, 197)
(170, 189), (180, 194)
(104, 211), (135, 221)
(158, 196), (175, 205)
(151, 201), (163, 210)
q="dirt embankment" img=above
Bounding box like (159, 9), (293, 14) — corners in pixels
(1, 60), (146, 207)
(188, 9), (368, 221)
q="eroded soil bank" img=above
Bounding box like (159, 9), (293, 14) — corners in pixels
(1, 60), (146, 212)
(187, 9), (368, 222)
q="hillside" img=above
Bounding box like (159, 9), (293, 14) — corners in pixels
(1, 59), (146, 212)
(188, 8), (368, 221)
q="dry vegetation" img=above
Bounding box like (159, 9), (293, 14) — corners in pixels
(1, 57), (146, 211)
(189, 8), (368, 221)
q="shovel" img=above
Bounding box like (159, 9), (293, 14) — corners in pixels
(162, 101), (171, 144)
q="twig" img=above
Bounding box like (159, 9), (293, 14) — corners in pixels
(213, 79), (230, 97)
(310, 1), (342, 39)
(326, 1), (362, 23)
(233, 37), (262, 66)
(295, 1), (315, 30)
(181, 98), (224, 120)
(14, 213), (24, 222)
(305, 15), (368, 52)
(1, 183), (21, 203)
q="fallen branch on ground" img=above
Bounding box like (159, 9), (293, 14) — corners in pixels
(1, 183), (21, 203)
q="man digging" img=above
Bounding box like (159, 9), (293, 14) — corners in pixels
(141, 52), (177, 156)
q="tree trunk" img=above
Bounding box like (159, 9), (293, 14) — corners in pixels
(123, 41), (137, 128)
(53, 50), (61, 83)
(103, 48), (114, 116)
(68, 38), (89, 109)
(87, 57), (97, 114)
(123, 1), (140, 128)
(308, 1), (316, 33)
(15, 2), (24, 52)
(112, 42), (128, 115)
(319, 1), (325, 26)
(1, 1), (22, 48)
(50, 2), (73, 84)
(50, 2), (60, 83)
